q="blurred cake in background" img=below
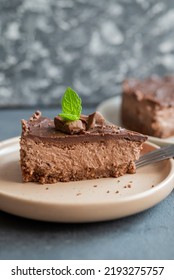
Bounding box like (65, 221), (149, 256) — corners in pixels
(121, 76), (174, 138)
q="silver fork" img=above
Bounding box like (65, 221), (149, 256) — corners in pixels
(135, 145), (174, 168)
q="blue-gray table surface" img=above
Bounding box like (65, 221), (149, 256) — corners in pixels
(0, 108), (174, 260)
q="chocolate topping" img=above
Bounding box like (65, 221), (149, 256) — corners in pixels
(80, 114), (88, 124)
(54, 111), (106, 135)
(29, 111), (41, 121)
(22, 111), (148, 144)
(87, 111), (105, 130)
(54, 116), (86, 135)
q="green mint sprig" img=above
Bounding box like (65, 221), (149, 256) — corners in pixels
(59, 87), (82, 121)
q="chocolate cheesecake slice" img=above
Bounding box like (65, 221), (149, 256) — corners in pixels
(122, 76), (174, 138)
(20, 111), (147, 184)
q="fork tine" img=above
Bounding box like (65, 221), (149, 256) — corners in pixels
(138, 145), (173, 161)
(136, 153), (165, 165)
(137, 152), (166, 163)
(136, 144), (174, 168)
(139, 146), (168, 159)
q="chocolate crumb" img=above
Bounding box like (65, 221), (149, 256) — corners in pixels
(151, 185), (154, 188)
(76, 193), (82, 196)
(115, 190), (119, 194)
(106, 190), (110, 193)
(46, 187), (49, 190)
(124, 184), (132, 189)
(93, 185), (97, 188)
(117, 180), (120, 183)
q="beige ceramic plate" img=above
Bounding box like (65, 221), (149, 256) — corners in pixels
(0, 137), (174, 223)
(97, 96), (174, 146)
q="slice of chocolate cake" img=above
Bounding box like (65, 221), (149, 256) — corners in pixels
(122, 76), (174, 138)
(20, 111), (147, 184)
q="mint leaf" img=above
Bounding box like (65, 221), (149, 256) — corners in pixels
(59, 113), (79, 121)
(59, 87), (82, 121)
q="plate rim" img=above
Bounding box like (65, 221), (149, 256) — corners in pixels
(97, 95), (121, 114)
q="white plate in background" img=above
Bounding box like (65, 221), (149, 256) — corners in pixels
(97, 96), (122, 125)
(0, 137), (174, 223)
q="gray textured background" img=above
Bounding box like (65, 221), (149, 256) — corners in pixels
(0, 0), (174, 107)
